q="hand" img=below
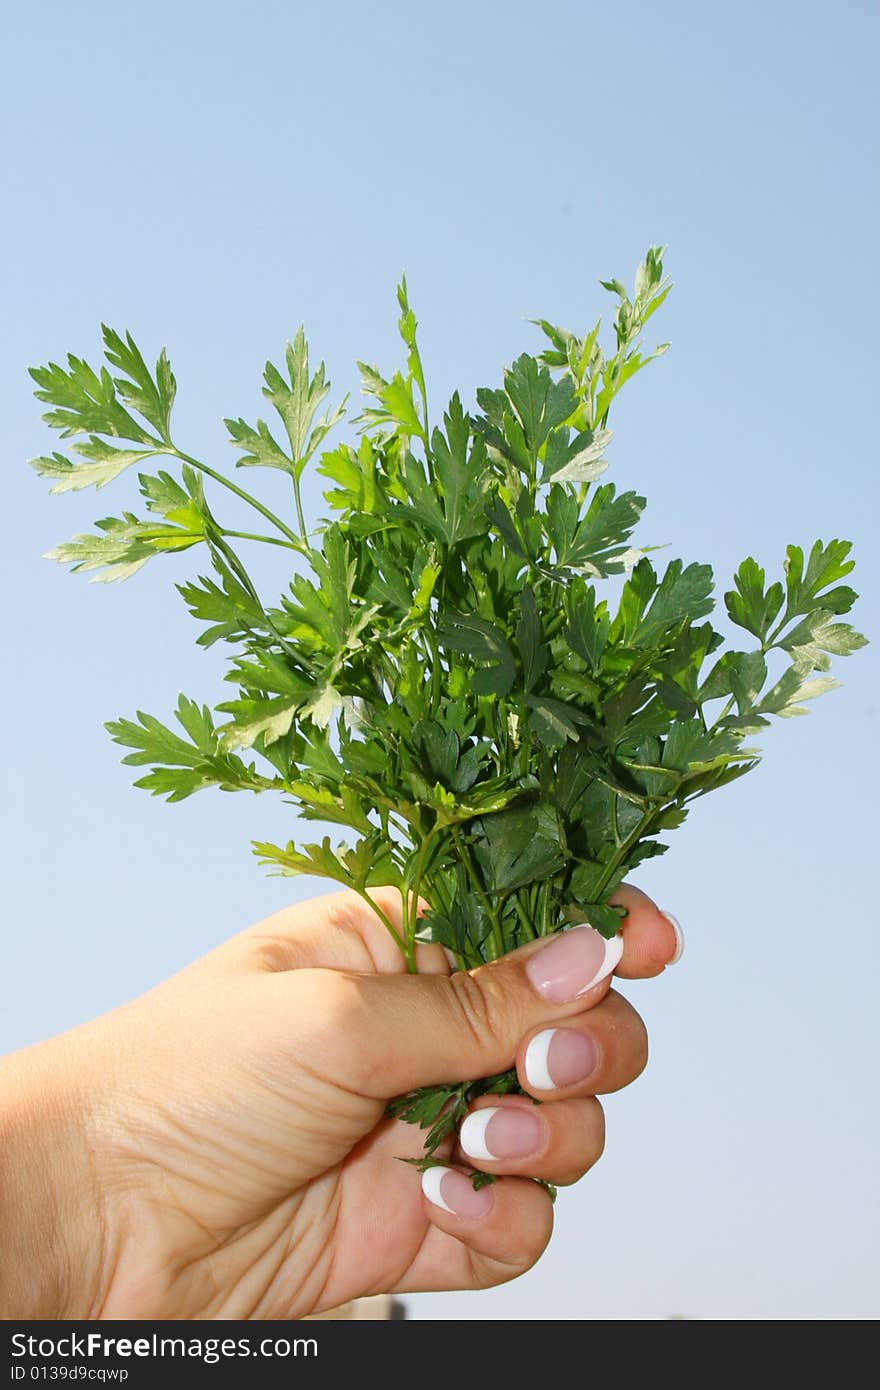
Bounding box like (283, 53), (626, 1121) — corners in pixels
(0, 886), (681, 1319)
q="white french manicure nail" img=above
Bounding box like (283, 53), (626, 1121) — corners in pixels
(661, 911), (685, 965)
(574, 931), (625, 996)
(459, 1108), (498, 1161)
(420, 1167), (454, 1213)
(523, 1030), (556, 1091)
(525, 925), (624, 1003)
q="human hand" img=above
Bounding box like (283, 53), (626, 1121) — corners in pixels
(0, 886), (681, 1319)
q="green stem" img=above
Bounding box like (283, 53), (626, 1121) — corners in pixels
(591, 805), (659, 903)
(205, 530), (299, 659)
(355, 888), (408, 961)
(292, 474), (308, 547)
(172, 447), (306, 551)
(451, 824), (505, 961)
(222, 529), (300, 550)
(712, 694), (737, 729)
(513, 893), (537, 943)
(407, 829), (437, 962)
(425, 631), (443, 714)
(539, 881), (553, 935)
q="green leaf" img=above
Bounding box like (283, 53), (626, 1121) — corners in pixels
(356, 358), (426, 440)
(661, 720), (740, 774)
(101, 326), (177, 442)
(46, 508), (205, 582)
(757, 667), (841, 719)
(564, 580), (610, 669)
(700, 649), (768, 710)
(177, 567), (267, 647)
(552, 484), (645, 575)
(437, 613), (516, 696)
(30, 439), (161, 493)
(541, 428), (612, 484)
(396, 275), (428, 431)
(567, 902), (626, 940)
(318, 436), (381, 515)
(523, 694), (583, 748)
(515, 586), (549, 692)
(615, 558), (714, 647)
(724, 557), (784, 641)
(473, 807), (566, 893)
(429, 394), (493, 544)
(255, 833), (402, 890)
(288, 781), (374, 834)
(30, 345), (158, 445)
(779, 611), (868, 672)
(106, 697), (275, 800)
(224, 415), (292, 473)
(502, 353), (576, 461)
(782, 540), (857, 622)
(257, 326), (346, 479)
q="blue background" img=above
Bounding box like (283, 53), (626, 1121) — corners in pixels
(2, 0), (877, 1319)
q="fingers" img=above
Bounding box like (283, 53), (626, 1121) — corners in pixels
(269, 885), (679, 1099)
(385, 988), (652, 1291)
(395, 1169), (554, 1295)
(449, 989), (647, 1184)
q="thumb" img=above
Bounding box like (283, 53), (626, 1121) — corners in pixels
(331, 924), (624, 1099)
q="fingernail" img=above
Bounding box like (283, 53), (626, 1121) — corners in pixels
(524, 1028), (599, 1091)
(459, 1106), (545, 1161)
(661, 911), (685, 965)
(421, 1166), (494, 1218)
(525, 925), (624, 1002)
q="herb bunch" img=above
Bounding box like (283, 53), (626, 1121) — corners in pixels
(30, 249), (865, 1161)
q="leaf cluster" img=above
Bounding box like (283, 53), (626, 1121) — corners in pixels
(30, 248), (866, 1150)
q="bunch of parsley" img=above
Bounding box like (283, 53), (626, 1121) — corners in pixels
(29, 249), (865, 1159)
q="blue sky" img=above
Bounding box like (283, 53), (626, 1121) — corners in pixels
(2, 0), (878, 1319)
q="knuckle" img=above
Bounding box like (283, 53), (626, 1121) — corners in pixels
(324, 892), (367, 938)
(448, 968), (515, 1059)
(448, 971), (496, 1051)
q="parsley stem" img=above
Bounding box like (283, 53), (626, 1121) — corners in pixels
(451, 824), (506, 960)
(712, 694), (736, 728)
(513, 893), (537, 942)
(172, 447), (305, 551)
(292, 475), (308, 547)
(406, 829), (437, 963)
(222, 529), (300, 550)
(591, 806), (658, 903)
(354, 888), (407, 960)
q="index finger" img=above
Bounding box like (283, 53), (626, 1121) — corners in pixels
(610, 883), (684, 978)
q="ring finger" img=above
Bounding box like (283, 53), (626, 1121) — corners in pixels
(454, 1094), (605, 1186)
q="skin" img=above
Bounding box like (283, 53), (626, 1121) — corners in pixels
(0, 883), (678, 1320)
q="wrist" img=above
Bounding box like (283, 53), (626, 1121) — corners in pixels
(0, 1035), (110, 1318)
